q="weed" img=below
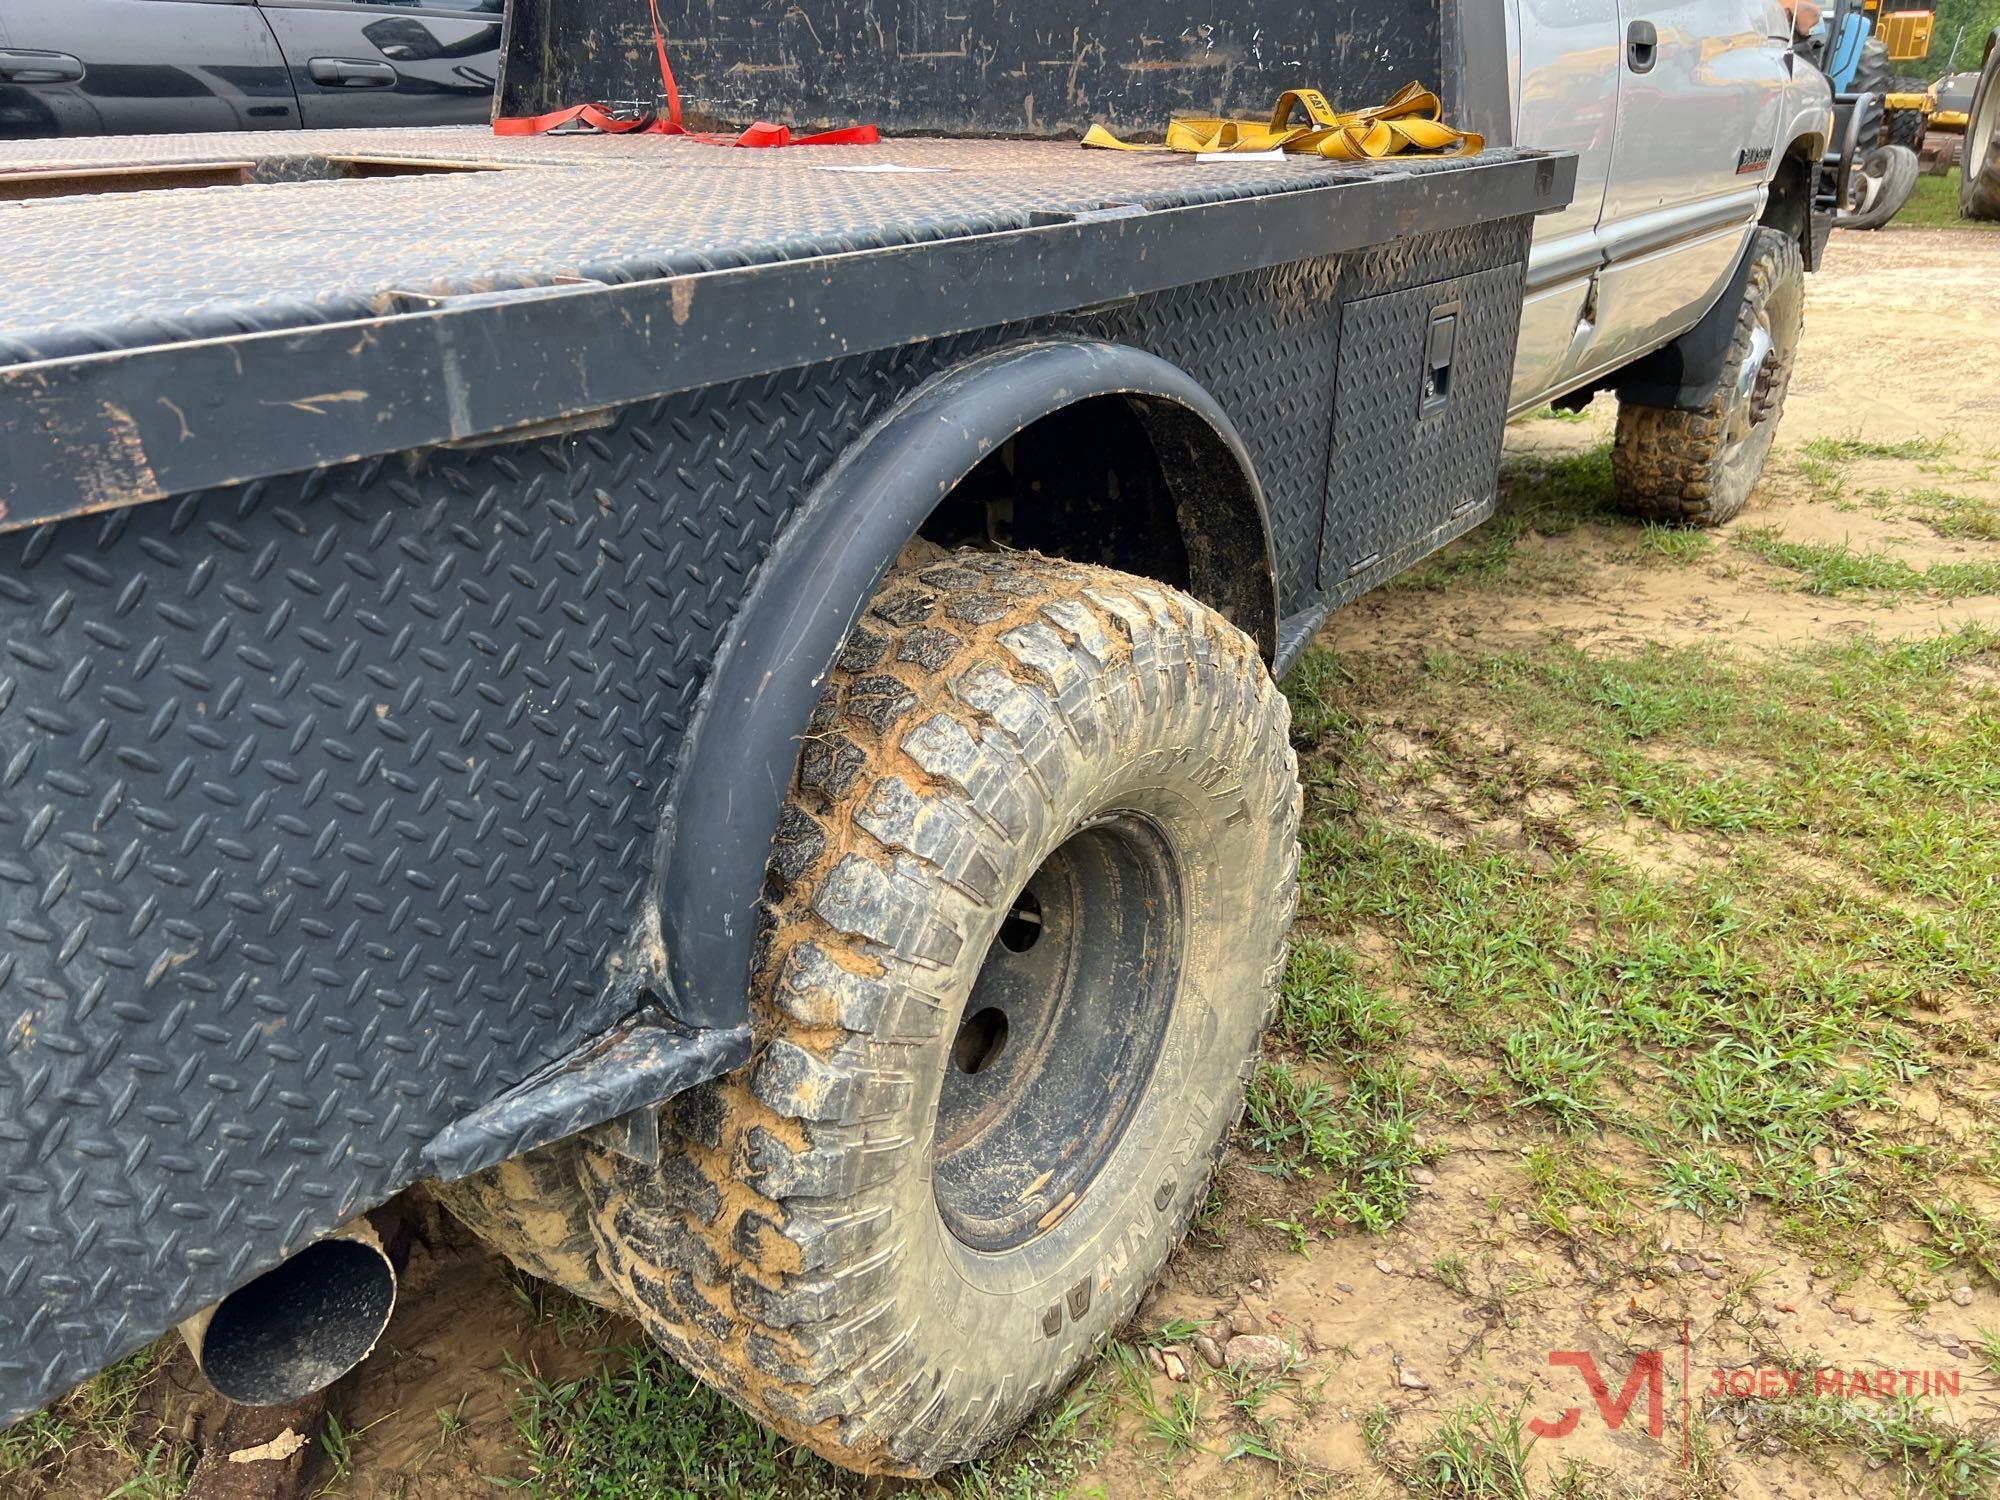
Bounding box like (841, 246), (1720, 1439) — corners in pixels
(507, 1268), (612, 1344)
(1415, 1398), (1537, 1499)
(101, 1443), (192, 1500)
(1633, 525), (1713, 565)
(1276, 935), (1405, 1060)
(1433, 1253), (1471, 1295)
(1914, 1199), (2000, 1284)
(1802, 435), (1952, 464)
(506, 1345), (847, 1499)
(1737, 526), (2000, 597)
(1245, 1058), (1423, 1234)
(317, 1411), (387, 1496)
(1108, 1342), (1203, 1462)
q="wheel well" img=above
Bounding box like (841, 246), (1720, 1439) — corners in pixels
(914, 393), (1278, 660)
(1761, 139), (1823, 269)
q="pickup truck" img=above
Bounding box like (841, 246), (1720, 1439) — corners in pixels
(0, 0), (1828, 1479)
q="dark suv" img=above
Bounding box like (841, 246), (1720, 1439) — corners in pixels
(0, 0), (499, 138)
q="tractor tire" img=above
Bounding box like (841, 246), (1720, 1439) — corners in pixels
(1964, 43), (2000, 220)
(1885, 73), (1928, 151)
(1612, 227), (1804, 528)
(1850, 36), (1893, 96)
(448, 548), (1301, 1477)
(1839, 144), (1921, 229)
(1886, 106), (1926, 149)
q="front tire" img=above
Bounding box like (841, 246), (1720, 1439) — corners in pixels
(583, 550), (1299, 1475)
(1611, 228), (1804, 528)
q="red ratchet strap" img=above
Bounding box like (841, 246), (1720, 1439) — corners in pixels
(494, 0), (878, 147)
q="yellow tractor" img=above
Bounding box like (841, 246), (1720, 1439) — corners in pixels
(1836, 0), (1938, 147)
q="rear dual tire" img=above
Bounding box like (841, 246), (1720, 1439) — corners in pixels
(445, 548), (1300, 1475)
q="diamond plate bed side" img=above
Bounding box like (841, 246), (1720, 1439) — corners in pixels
(0, 232), (1475, 1418)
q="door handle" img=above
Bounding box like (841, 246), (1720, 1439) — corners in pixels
(1627, 20), (1659, 73)
(0, 48), (84, 84)
(307, 57), (398, 87)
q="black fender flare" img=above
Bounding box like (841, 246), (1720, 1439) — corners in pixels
(647, 338), (1274, 1027)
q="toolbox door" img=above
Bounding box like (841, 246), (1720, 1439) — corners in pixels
(1318, 266), (1526, 594)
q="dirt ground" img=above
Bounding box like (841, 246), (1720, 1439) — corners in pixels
(1089, 226), (2000, 1500)
(6, 225), (1999, 1500)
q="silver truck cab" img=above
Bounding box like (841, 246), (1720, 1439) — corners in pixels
(1509, 0), (1832, 424)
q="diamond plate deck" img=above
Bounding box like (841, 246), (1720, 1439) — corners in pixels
(0, 128), (1548, 366)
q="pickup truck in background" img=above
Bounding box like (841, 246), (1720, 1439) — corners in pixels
(0, 0), (500, 137)
(0, 0), (1828, 1480)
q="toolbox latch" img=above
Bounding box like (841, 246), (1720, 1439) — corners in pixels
(1421, 301), (1461, 417)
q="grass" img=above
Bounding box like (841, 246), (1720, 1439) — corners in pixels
(1863, 487), (2000, 542)
(1801, 435), (1953, 464)
(0, 1347), (181, 1495)
(505, 1346), (1102, 1500)
(1268, 623), (2000, 1247)
(1391, 445), (1616, 592)
(1736, 527), (2000, 597)
(1733, 1396), (2000, 1499)
(506, 1347), (844, 1500)
(1410, 1399), (1538, 1499)
(1631, 525), (1713, 566)
(1886, 167), (2000, 232)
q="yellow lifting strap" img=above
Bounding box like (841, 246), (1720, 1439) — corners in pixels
(1081, 82), (1482, 162)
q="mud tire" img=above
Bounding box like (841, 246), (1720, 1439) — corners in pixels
(455, 548), (1300, 1477)
(1611, 228), (1804, 528)
(434, 1141), (623, 1309)
(1886, 105), (1926, 149)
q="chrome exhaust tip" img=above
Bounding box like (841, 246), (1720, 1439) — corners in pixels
(180, 1218), (397, 1406)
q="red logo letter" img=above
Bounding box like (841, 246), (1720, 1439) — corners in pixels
(1532, 1352), (1665, 1440)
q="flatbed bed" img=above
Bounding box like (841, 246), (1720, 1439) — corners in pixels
(1, 129), (1564, 529)
(0, 99), (1573, 1440)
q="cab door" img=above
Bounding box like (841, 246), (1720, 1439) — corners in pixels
(1580, 0), (1790, 374)
(257, 0), (501, 129)
(1508, 0), (1623, 410)
(0, 0), (298, 138)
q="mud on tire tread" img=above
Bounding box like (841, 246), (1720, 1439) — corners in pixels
(1611, 228), (1804, 528)
(562, 548), (1300, 1477)
(434, 1140), (623, 1309)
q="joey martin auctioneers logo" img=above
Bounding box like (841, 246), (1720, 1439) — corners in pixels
(1529, 1324), (1973, 1468)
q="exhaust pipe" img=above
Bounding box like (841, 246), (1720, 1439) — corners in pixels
(180, 1217), (397, 1406)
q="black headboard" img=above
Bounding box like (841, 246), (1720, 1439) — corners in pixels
(497, 0), (1483, 139)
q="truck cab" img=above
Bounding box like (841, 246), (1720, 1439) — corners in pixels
(1509, 0), (1831, 413)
